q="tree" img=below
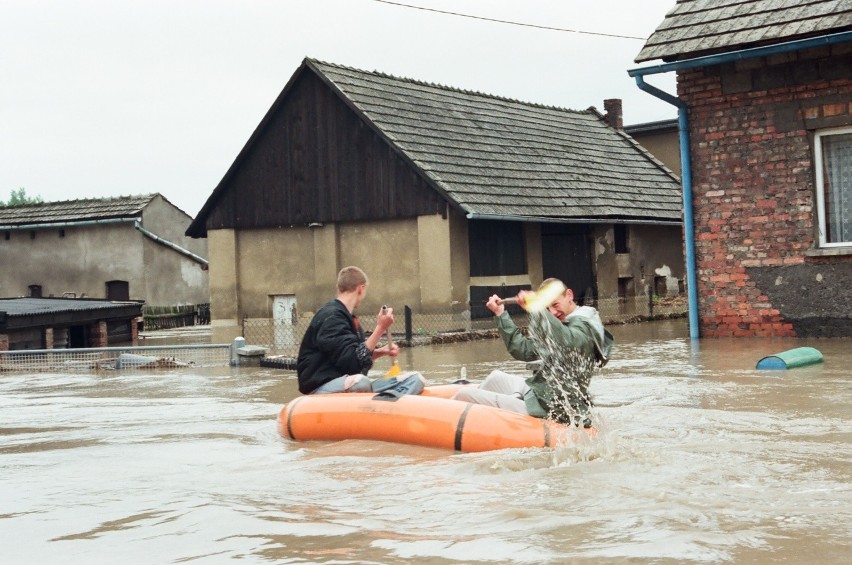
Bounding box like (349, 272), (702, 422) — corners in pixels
(1, 187), (43, 207)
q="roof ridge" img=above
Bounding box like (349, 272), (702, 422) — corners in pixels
(308, 57), (589, 115)
(2, 193), (157, 209)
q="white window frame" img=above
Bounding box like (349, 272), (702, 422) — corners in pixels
(814, 126), (852, 248)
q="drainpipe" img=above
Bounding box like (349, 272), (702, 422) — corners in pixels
(627, 30), (852, 341)
(0, 217), (137, 231)
(627, 75), (699, 339)
(0, 216), (207, 266)
(134, 220), (208, 266)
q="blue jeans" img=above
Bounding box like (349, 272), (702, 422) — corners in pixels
(310, 374), (372, 394)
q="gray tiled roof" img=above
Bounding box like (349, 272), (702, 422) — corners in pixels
(310, 60), (682, 222)
(636, 0), (852, 62)
(0, 194), (156, 227)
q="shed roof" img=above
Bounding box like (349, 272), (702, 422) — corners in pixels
(624, 118), (680, 135)
(0, 297), (143, 331)
(309, 59), (682, 222)
(0, 194), (157, 228)
(636, 0), (852, 63)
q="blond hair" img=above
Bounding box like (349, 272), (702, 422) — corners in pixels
(337, 266), (368, 293)
(539, 277), (566, 292)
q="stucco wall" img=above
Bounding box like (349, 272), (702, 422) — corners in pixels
(207, 229), (240, 343)
(630, 224), (686, 296)
(140, 237), (208, 305)
(141, 195), (208, 258)
(593, 223), (685, 299)
(0, 222), (144, 299)
(447, 208), (471, 313)
(340, 218), (423, 313)
(139, 195), (209, 305)
(228, 216), (433, 321)
(209, 212), (469, 342)
(630, 130), (681, 177)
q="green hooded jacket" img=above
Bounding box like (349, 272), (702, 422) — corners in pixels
(495, 311), (600, 425)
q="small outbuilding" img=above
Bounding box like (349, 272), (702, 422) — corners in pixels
(0, 297), (144, 350)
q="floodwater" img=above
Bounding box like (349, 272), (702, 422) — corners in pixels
(2, 319), (850, 564)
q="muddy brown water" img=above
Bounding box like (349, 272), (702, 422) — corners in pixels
(2, 319), (850, 563)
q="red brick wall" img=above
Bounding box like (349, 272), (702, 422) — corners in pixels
(678, 45), (852, 337)
(90, 320), (109, 347)
(131, 316), (142, 346)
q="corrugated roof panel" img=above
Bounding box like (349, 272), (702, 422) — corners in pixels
(0, 297), (140, 316)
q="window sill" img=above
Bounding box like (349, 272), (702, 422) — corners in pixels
(805, 247), (852, 257)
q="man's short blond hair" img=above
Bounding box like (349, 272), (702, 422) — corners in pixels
(337, 266), (368, 293)
(539, 277), (566, 292)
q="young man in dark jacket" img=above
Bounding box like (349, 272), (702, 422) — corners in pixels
(296, 266), (398, 394)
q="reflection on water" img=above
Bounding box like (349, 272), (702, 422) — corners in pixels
(2, 319), (850, 563)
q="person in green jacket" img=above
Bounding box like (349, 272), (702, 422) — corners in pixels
(453, 278), (612, 427)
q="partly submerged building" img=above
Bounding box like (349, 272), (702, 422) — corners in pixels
(187, 58), (685, 342)
(0, 297), (143, 350)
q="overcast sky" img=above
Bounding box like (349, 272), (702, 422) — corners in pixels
(2, 0), (678, 218)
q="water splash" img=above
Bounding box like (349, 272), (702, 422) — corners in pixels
(527, 310), (596, 427)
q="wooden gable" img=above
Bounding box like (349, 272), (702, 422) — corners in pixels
(195, 67), (447, 236)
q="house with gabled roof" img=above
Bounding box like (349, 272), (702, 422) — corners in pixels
(187, 58), (684, 343)
(0, 193), (208, 308)
(631, 0), (852, 337)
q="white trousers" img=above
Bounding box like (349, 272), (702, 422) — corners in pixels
(452, 370), (530, 415)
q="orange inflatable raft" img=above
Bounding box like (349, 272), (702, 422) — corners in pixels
(278, 384), (594, 453)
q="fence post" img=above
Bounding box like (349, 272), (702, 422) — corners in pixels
(404, 305), (412, 342)
(648, 286), (654, 318)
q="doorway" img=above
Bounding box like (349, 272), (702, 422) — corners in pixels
(541, 223), (595, 304)
(272, 294), (298, 350)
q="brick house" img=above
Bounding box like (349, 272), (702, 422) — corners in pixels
(632, 0), (852, 337)
(186, 59), (684, 344)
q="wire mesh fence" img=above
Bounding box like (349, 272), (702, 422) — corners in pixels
(244, 291), (688, 358)
(0, 343), (234, 374)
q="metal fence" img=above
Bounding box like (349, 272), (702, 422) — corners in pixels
(243, 291), (688, 358)
(0, 343), (234, 373)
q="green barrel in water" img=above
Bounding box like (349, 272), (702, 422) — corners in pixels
(756, 347), (824, 370)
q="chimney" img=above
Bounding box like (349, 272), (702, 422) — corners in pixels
(603, 98), (623, 130)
